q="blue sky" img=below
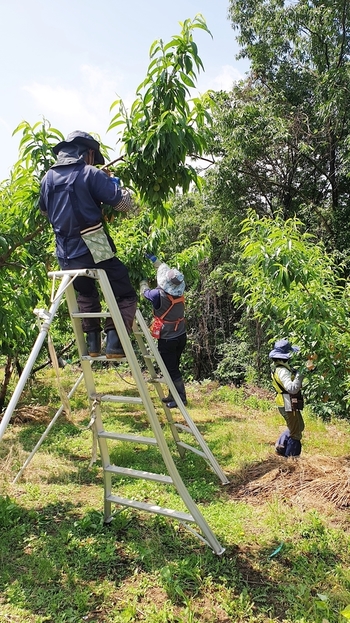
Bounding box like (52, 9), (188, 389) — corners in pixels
(0, 0), (249, 180)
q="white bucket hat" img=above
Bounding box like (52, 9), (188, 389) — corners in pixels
(157, 263), (185, 296)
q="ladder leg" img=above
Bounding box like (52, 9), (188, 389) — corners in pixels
(63, 277), (115, 525)
(132, 319), (186, 458)
(135, 310), (229, 485)
(0, 273), (72, 442)
(97, 271), (225, 554)
(12, 373), (84, 483)
(104, 470), (113, 522)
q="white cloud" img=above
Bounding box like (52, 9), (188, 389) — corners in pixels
(0, 117), (12, 131)
(23, 83), (95, 122)
(80, 64), (123, 111)
(22, 64), (126, 143)
(211, 65), (245, 90)
(198, 64), (245, 92)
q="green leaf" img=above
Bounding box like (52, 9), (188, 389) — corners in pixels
(341, 605), (350, 619)
(179, 72), (196, 88)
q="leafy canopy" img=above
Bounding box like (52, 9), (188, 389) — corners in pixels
(229, 210), (350, 417)
(226, 0), (350, 249)
(108, 15), (213, 216)
(0, 121), (65, 357)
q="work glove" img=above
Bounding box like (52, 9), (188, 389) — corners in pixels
(139, 279), (150, 296)
(145, 253), (162, 268)
(115, 188), (132, 212)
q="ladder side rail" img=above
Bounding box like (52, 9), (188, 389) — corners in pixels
(132, 319), (185, 455)
(97, 270), (225, 554)
(0, 273), (72, 442)
(135, 309), (193, 415)
(62, 272), (179, 522)
(135, 310), (229, 485)
(132, 322), (161, 382)
(63, 280), (114, 509)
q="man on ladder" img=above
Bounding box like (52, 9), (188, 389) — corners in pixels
(39, 130), (137, 359)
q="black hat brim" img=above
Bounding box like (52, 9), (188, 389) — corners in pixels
(53, 136), (105, 165)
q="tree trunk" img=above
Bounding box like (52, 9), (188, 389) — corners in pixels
(0, 355), (14, 413)
(329, 127), (338, 211)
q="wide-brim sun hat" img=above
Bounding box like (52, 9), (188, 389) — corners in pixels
(53, 130), (105, 165)
(269, 338), (300, 360)
(157, 263), (185, 296)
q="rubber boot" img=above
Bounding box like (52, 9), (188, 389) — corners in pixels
(275, 444), (287, 457)
(86, 331), (101, 357)
(105, 330), (125, 359)
(162, 394), (173, 404)
(166, 380), (187, 408)
(275, 429), (289, 457)
(285, 437), (302, 457)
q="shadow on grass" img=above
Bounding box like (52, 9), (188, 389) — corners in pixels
(10, 392), (247, 477)
(13, 407), (232, 499)
(43, 439), (225, 505)
(0, 494), (346, 623)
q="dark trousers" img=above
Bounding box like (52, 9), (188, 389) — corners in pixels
(58, 253), (137, 333)
(158, 333), (187, 383)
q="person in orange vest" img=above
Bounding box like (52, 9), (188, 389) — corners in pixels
(140, 255), (187, 408)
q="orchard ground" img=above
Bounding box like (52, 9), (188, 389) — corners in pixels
(0, 366), (350, 623)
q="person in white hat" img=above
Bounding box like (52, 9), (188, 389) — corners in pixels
(39, 131), (137, 359)
(140, 255), (187, 408)
(269, 338), (305, 457)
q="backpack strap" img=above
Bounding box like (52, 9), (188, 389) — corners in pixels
(272, 365), (303, 400)
(272, 372), (288, 394)
(157, 294), (185, 331)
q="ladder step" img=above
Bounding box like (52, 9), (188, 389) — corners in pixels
(98, 431), (158, 445)
(177, 442), (206, 458)
(91, 393), (143, 404)
(174, 423), (192, 433)
(106, 495), (195, 523)
(71, 312), (111, 318)
(105, 465), (173, 483)
(81, 355), (127, 362)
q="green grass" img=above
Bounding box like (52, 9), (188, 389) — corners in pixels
(1, 367), (350, 622)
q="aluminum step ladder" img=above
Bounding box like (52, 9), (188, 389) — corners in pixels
(0, 269), (228, 554)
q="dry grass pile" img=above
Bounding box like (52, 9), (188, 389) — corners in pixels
(9, 404), (51, 424)
(229, 454), (350, 509)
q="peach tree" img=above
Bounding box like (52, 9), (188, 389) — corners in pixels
(230, 210), (350, 419)
(108, 15), (213, 218)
